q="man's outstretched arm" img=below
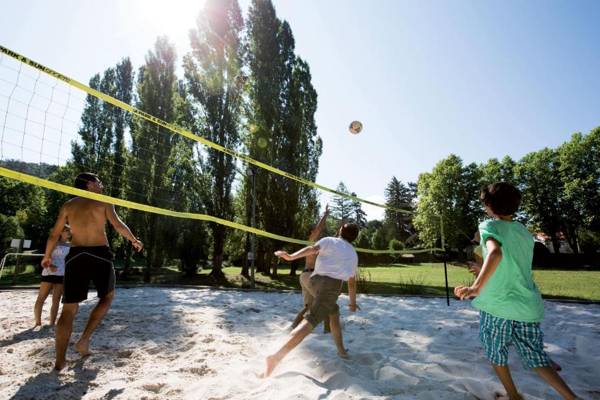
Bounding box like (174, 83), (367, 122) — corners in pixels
(106, 204), (143, 251)
(274, 245), (320, 262)
(308, 205), (329, 242)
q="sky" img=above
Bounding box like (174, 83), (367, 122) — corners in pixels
(1, 0), (599, 220)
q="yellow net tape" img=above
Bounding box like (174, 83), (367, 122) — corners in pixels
(0, 45), (411, 214)
(0, 167), (441, 255)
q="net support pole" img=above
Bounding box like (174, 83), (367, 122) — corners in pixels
(440, 216), (450, 306)
(249, 167), (257, 289)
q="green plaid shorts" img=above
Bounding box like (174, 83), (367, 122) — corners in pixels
(479, 311), (551, 369)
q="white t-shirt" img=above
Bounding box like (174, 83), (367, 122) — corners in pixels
(42, 243), (70, 277)
(313, 237), (358, 281)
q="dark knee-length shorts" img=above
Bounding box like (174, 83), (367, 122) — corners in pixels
(63, 246), (115, 304)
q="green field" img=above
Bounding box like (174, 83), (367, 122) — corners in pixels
(1, 262), (599, 301)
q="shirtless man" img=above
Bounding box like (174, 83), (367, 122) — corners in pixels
(290, 205), (330, 332)
(42, 172), (143, 371)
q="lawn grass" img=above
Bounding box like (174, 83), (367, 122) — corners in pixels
(2, 262), (598, 301)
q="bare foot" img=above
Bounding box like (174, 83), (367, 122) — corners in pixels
(338, 348), (349, 358)
(75, 339), (91, 357)
(261, 355), (280, 378)
(54, 361), (67, 372)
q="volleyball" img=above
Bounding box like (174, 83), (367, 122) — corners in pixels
(349, 120), (362, 134)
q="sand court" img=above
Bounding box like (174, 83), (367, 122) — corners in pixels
(1, 288), (599, 399)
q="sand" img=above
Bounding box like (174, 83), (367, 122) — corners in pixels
(1, 287), (598, 399)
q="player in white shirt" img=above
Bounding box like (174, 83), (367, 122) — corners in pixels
(263, 223), (360, 378)
(34, 225), (70, 326)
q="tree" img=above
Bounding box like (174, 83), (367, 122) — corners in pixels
(480, 156), (516, 187)
(384, 177), (416, 241)
(245, 0), (322, 275)
(71, 74), (109, 175)
(0, 176), (49, 250)
(515, 148), (563, 253)
(330, 182), (353, 222)
(127, 37), (180, 280)
(556, 131), (600, 253)
(69, 59), (134, 258)
(109, 58), (134, 200)
(371, 227), (388, 250)
(0, 214), (24, 252)
(354, 230), (372, 249)
(165, 138), (210, 276)
(165, 82), (210, 276)
(413, 155), (481, 249)
(350, 192), (368, 229)
(184, 0), (245, 277)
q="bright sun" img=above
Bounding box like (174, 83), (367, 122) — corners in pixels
(123, 0), (207, 47)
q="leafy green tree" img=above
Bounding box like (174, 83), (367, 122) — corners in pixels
(165, 138), (210, 276)
(371, 227), (388, 250)
(0, 176), (49, 249)
(384, 177), (415, 241)
(43, 163), (78, 249)
(127, 37), (180, 280)
(389, 238), (404, 251)
(515, 148), (563, 253)
(71, 74), (109, 175)
(580, 127), (600, 252)
(480, 156), (516, 186)
(245, 0), (322, 275)
(0, 214), (24, 251)
(414, 155), (481, 249)
(165, 82), (210, 276)
(350, 192), (368, 229)
(331, 182), (353, 222)
(109, 58), (134, 200)
(184, 0), (245, 277)
(556, 131), (600, 253)
(354, 230), (372, 249)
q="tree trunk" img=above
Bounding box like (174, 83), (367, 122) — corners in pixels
(551, 235), (561, 254)
(241, 233), (250, 278)
(210, 223), (225, 278)
(564, 225), (579, 254)
(256, 242), (267, 273)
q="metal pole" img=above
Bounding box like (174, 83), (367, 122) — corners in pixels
(12, 239), (23, 285)
(250, 167), (256, 288)
(440, 217), (450, 306)
(0, 253), (44, 280)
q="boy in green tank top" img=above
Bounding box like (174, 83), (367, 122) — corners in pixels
(455, 182), (579, 400)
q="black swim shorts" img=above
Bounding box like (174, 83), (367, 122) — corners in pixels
(63, 246), (115, 304)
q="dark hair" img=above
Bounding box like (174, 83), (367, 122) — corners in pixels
(480, 182), (521, 216)
(74, 172), (99, 190)
(340, 223), (359, 243)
